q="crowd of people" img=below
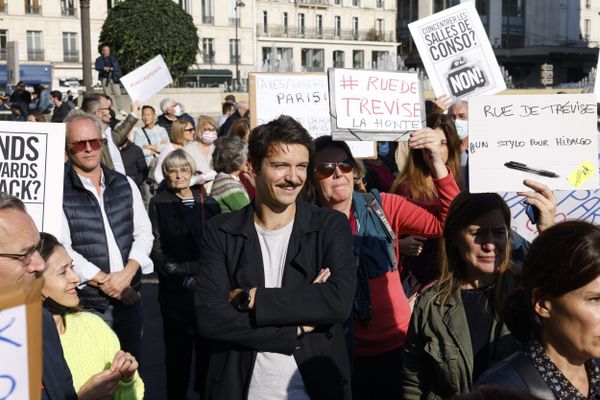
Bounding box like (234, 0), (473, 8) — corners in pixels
(2, 70), (600, 400)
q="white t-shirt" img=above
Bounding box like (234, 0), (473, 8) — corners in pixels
(247, 220), (309, 400)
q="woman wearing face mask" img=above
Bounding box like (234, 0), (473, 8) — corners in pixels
(184, 115), (218, 191)
(153, 119), (196, 185)
(448, 100), (470, 190)
(39, 232), (144, 400)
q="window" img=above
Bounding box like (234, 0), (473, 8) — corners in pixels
(262, 47), (293, 71)
(301, 48), (324, 72)
(376, 19), (384, 38)
(61, 0), (76, 16)
(353, 50), (364, 68)
(179, 0), (191, 13)
(298, 13), (305, 37)
(25, 0), (42, 14)
(0, 30), (6, 60)
(63, 32), (78, 62)
(202, 38), (214, 63)
(376, 0), (384, 8)
(586, 0), (591, 8)
(229, 39), (240, 64)
(27, 31), (43, 60)
(316, 15), (323, 37)
(334, 0), (341, 4)
(283, 12), (288, 35)
(0, 0), (6, 13)
(202, 0), (214, 24)
(334, 16), (341, 37)
(372, 50), (389, 69)
(263, 11), (268, 34)
(333, 50), (344, 68)
(352, 17), (359, 39)
(584, 19), (591, 42)
(352, 0), (359, 6)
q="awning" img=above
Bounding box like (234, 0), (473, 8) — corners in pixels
(183, 69), (233, 87)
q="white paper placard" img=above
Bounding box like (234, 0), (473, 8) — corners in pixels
(250, 72), (376, 158)
(409, 1), (506, 99)
(120, 55), (173, 103)
(329, 68), (424, 141)
(0, 122), (65, 236)
(468, 94), (599, 193)
(0, 304), (29, 400)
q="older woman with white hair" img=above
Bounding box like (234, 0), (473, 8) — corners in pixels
(156, 97), (194, 140)
(209, 136), (250, 212)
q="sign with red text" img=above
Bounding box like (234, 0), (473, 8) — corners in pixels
(329, 68), (424, 141)
(0, 122), (65, 236)
(469, 94), (599, 193)
(409, 2), (505, 99)
(249, 72), (376, 158)
(120, 55), (173, 103)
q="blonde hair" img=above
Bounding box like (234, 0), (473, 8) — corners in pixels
(171, 119), (191, 146)
(195, 115), (218, 141)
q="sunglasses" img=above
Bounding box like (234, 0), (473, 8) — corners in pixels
(314, 160), (353, 179)
(69, 139), (103, 153)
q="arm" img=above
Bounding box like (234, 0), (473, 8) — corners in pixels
(124, 177), (153, 274)
(401, 298), (428, 400)
(135, 152), (148, 187)
(112, 113), (138, 147)
(148, 198), (165, 272)
(61, 211), (102, 286)
(94, 56), (103, 72)
(111, 56), (122, 77)
(253, 211), (356, 326)
(133, 129), (154, 158)
(194, 221), (298, 353)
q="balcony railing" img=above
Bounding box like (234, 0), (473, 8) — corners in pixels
(28, 49), (44, 61)
(202, 53), (215, 63)
(229, 55), (240, 64)
(25, 4), (42, 14)
(61, 6), (77, 16)
(63, 51), (79, 62)
(229, 17), (240, 27)
(202, 15), (214, 24)
(295, 0), (331, 6)
(257, 24), (395, 42)
(0, 49), (6, 61)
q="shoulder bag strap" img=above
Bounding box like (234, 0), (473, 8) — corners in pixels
(505, 352), (555, 400)
(362, 192), (398, 266)
(141, 128), (156, 158)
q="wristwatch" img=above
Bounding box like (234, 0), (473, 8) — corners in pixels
(234, 288), (252, 311)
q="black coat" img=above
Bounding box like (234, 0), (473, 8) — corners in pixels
(195, 199), (356, 400)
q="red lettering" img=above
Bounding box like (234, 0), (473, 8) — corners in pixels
(371, 100), (383, 115)
(367, 77), (378, 91)
(360, 98), (371, 115)
(341, 97), (360, 116)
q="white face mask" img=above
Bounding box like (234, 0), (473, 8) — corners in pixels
(454, 118), (469, 140)
(201, 130), (217, 144)
(174, 105), (182, 116)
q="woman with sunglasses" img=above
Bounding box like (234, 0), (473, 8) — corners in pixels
(153, 119), (195, 185)
(390, 113), (463, 299)
(306, 129), (460, 400)
(184, 115), (218, 191)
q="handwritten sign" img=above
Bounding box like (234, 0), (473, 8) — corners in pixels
(249, 72), (376, 158)
(0, 122), (65, 236)
(409, 2), (505, 99)
(120, 55), (173, 103)
(468, 94), (599, 193)
(329, 68), (424, 141)
(0, 279), (42, 400)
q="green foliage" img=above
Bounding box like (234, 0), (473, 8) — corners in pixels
(99, 0), (200, 80)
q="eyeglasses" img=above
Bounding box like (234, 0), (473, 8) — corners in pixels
(0, 239), (43, 266)
(68, 139), (103, 153)
(448, 113), (468, 121)
(314, 160), (354, 179)
(184, 128), (195, 132)
(166, 167), (192, 176)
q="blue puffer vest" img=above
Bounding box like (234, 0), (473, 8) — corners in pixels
(63, 162), (138, 311)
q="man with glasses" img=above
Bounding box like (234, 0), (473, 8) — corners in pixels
(81, 93), (140, 175)
(61, 110), (153, 363)
(195, 115), (356, 399)
(0, 193), (77, 399)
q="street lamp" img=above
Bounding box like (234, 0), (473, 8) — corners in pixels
(234, 0), (245, 90)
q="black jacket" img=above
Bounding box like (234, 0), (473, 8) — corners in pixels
(41, 309), (77, 400)
(195, 199), (356, 400)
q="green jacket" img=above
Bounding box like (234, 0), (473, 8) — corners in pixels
(401, 269), (521, 400)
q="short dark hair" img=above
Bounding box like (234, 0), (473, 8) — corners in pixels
(248, 115), (314, 172)
(224, 94), (236, 103)
(50, 90), (63, 101)
(142, 105), (155, 113)
(0, 193), (25, 212)
(212, 136), (248, 174)
(222, 102), (234, 114)
(81, 93), (104, 113)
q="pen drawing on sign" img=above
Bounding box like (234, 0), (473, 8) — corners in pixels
(408, 1), (506, 99)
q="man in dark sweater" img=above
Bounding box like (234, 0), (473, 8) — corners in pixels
(50, 90), (72, 123)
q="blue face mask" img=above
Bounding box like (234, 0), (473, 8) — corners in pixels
(454, 119), (469, 139)
(378, 142), (390, 157)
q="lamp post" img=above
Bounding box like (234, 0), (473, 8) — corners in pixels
(234, 0), (245, 90)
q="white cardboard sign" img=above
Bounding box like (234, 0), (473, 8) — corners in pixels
(0, 122), (65, 236)
(408, 1), (506, 99)
(329, 68), (424, 141)
(468, 94), (599, 193)
(120, 55), (173, 103)
(250, 72), (376, 158)
(0, 304), (29, 400)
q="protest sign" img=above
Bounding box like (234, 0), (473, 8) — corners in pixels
(328, 68), (424, 141)
(0, 279), (42, 400)
(0, 122), (65, 235)
(408, 1), (506, 99)
(468, 93), (599, 193)
(249, 72), (376, 158)
(120, 55), (173, 103)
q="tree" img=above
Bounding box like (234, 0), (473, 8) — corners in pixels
(99, 0), (199, 81)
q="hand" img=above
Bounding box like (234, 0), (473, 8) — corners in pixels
(77, 369), (120, 400)
(517, 179), (557, 233)
(131, 101), (141, 114)
(99, 262), (138, 299)
(228, 287), (257, 310)
(120, 286), (141, 306)
(110, 350), (138, 383)
(90, 270), (110, 287)
(398, 236), (427, 256)
(312, 268), (331, 284)
(408, 128), (448, 179)
(434, 95), (453, 112)
(297, 325), (315, 337)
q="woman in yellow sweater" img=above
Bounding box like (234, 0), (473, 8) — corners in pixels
(39, 232), (144, 399)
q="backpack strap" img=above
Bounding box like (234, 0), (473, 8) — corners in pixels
(362, 190), (398, 266)
(505, 352), (555, 400)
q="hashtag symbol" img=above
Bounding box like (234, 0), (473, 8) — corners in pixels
(339, 75), (359, 90)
